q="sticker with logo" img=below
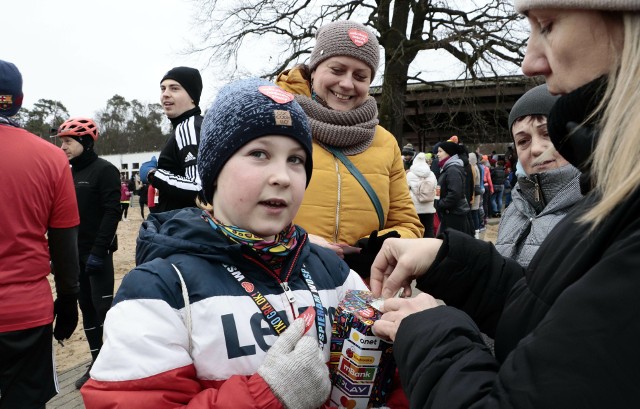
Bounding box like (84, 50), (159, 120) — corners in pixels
(338, 356), (377, 382)
(342, 340), (382, 366)
(273, 109), (292, 126)
(334, 374), (372, 397)
(258, 86), (294, 104)
(240, 282), (254, 293)
(348, 327), (381, 350)
(299, 305), (316, 334)
(348, 29), (369, 47)
(330, 385), (369, 409)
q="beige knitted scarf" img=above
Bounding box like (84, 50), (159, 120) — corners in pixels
(294, 95), (379, 155)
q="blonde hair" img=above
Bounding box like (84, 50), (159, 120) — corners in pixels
(582, 13), (640, 228)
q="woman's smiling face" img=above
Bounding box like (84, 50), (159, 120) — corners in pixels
(311, 56), (372, 111)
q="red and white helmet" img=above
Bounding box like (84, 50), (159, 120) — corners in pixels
(57, 117), (99, 140)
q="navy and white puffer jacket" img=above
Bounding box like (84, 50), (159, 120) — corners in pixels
(82, 207), (367, 408)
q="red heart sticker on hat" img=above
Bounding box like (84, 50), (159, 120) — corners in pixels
(348, 29), (369, 47)
(258, 86), (294, 104)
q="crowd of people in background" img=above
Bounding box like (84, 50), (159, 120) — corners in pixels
(3, 0), (640, 406)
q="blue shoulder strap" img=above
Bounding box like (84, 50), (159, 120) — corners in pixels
(325, 146), (384, 231)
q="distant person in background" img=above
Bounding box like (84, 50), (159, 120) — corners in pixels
(435, 139), (473, 235)
(57, 117), (121, 389)
(0, 59), (81, 409)
(145, 67), (203, 212)
(120, 181), (132, 221)
(138, 182), (149, 219)
(407, 152), (437, 237)
(402, 143), (416, 171)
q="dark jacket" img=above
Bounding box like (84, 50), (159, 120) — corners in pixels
(153, 107), (203, 212)
(393, 186), (640, 408)
(490, 165), (506, 187)
(70, 151), (121, 258)
(436, 155), (470, 215)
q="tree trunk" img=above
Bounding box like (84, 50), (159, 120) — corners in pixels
(378, 54), (410, 147)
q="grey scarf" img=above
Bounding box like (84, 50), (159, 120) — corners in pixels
(294, 95), (378, 155)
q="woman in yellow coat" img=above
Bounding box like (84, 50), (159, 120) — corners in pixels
(277, 20), (423, 279)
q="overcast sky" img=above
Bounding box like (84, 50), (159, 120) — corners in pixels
(6, 0), (515, 119)
(5, 0), (214, 117)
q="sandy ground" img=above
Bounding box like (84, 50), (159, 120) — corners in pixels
(50, 202), (499, 373)
(50, 199), (148, 373)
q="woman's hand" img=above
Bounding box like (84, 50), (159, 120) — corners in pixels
(369, 238), (443, 299)
(307, 234), (346, 258)
(372, 293), (442, 342)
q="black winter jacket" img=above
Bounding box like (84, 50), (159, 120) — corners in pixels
(153, 107), (203, 212)
(393, 186), (640, 408)
(70, 151), (121, 258)
(436, 156), (470, 215)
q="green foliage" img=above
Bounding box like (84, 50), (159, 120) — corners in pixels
(18, 95), (170, 154)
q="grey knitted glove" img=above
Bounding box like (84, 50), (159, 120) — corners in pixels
(258, 318), (331, 409)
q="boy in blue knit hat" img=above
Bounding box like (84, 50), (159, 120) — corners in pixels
(81, 78), (369, 409)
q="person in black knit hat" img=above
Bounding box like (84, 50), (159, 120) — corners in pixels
(145, 66), (204, 212)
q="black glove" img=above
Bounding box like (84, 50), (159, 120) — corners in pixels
(344, 230), (400, 279)
(84, 254), (105, 276)
(53, 294), (78, 341)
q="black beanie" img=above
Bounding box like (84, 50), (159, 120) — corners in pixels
(161, 66), (203, 106)
(198, 78), (313, 203)
(70, 135), (95, 152)
(508, 84), (559, 132)
(439, 140), (459, 157)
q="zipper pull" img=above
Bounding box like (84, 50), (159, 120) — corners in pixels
(281, 282), (296, 303)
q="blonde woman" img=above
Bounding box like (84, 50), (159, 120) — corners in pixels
(368, 2), (640, 407)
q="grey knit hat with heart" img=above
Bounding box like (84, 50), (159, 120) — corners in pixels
(308, 20), (380, 80)
(514, 0), (640, 13)
(198, 78), (313, 203)
(508, 84), (560, 132)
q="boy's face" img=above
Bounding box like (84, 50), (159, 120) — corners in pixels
(160, 79), (195, 119)
(212, 135), (308, 241)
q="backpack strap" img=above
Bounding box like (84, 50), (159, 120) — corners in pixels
(325, 146), (384, 231)
(171, 263), (193, 357)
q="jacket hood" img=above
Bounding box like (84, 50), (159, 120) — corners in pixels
(442, 154), (464, 169)
(410, 152), (433, 178)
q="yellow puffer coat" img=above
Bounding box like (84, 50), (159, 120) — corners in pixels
(277, 68), (424, 245)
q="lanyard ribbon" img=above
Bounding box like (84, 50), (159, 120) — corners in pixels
(225, 262), (326, 349)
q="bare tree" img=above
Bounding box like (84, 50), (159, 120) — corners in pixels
(193, 0), (525, 144)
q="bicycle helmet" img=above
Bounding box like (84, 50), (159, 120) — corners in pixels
(57, 117), (99, 140)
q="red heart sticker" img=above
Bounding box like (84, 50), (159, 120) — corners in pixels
(299, 306), (316, 334)
(348, 29), (369, 47)
(340, 396), (357, 409)
(258, 86), (294, 104)
(241, 282), (254, 293)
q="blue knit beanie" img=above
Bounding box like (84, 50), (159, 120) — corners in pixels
(198, 78), (313, 203)
(0, 60), (23, 117)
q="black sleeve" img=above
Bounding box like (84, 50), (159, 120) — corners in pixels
(417, 229), (524, 336)
(49, 227), (80, 296)
(91, 164), (121, 257)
